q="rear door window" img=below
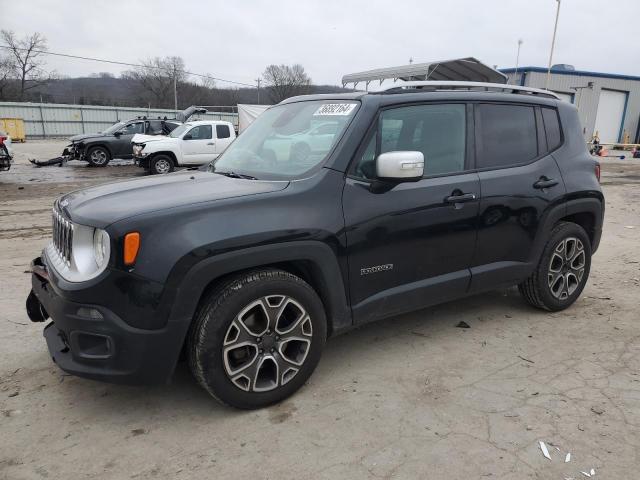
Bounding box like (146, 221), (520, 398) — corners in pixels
(476, 104), (538, 168)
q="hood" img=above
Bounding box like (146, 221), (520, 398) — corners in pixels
(58, 170), (289, 228)
(131, 133), (167, 144)
(69, 133), (108, 143)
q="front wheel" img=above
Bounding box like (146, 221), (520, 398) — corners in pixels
(149, 155), (174, 175)
(519, 222), (592, 311)
(188, 269), (327, 409)
(86, 146), (111, 167)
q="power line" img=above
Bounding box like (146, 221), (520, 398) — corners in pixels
(0, 44), (257, 88)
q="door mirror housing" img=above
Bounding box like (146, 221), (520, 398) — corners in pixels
(183, 133), (193, 140)
(376, 151), (424, 182)
(113, 131), (123, 137)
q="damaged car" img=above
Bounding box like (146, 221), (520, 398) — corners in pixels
(53, 107), (207, 167)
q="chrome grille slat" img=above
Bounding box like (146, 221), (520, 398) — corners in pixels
(52, 206), (73, 265)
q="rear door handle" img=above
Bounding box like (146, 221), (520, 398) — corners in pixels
(445, 192), (476, 204)
(533, 176), (558, 189)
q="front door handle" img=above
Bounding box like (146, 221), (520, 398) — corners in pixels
(207, 142), (215, 146)
(445, 192), (476, 204)
(533, 176), (558, 189)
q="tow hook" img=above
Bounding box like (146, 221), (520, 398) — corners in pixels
(26, 290), (49, 322)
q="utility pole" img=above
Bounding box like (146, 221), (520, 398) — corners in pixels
(546, 0), (561, 90)
(255, 78), (261, 104)
(173, 71), (178, 111)
(513, 39), (523, 85)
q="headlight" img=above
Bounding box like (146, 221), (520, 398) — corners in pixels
(133, 144), (145, 156)
(46, 213), (111, 282)
(93, 229), (110, 268)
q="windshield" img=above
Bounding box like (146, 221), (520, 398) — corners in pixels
(102, 122), (125, 134)
(170, 124), (190, 138)
(210, 100), (359, 180)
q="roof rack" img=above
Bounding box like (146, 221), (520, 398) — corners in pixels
(373, 81), (560, 100)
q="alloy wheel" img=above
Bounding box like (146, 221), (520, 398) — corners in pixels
(547, 236), (586, 300)
(90, 149), (108, 165)
(222, 295), (313, 392)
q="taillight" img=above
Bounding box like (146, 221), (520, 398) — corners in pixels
(595, 162), (601, 183)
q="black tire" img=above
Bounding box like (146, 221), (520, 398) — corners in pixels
(149, 155), (174, 175)
(188, 269), (327, 409)
(86, 146), (111, 167)
(518, 222), (592, 311)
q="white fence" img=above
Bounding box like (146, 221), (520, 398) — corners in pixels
(0, 101), (238, 138)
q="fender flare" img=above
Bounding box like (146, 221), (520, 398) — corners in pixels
(165, 240), (352, 337)
(530, 196), (603, 264)
(84, 142), (113, 159)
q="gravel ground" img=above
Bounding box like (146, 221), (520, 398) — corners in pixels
(1, 140), (640, 479)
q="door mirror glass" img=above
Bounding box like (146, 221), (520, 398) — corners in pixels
(376, 151), (424, 181)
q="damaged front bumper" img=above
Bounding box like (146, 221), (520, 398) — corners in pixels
(27, 255), (187, 385)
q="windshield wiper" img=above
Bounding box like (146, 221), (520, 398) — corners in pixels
(213, 170), (258, 180)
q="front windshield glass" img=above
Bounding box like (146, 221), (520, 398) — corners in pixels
(103, 122), (125, 134)
(210, 100), (359, 179)
(169, 124), (189, 138)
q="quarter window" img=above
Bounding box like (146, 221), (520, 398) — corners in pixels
(476, 104), (538, 168)
(541, 107), (562, 151)
(216, 124), (231, 139)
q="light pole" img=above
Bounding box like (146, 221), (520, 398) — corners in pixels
(546, 0), (562, 90)
(513, 39), (523, 85)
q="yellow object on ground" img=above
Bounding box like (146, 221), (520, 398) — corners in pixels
(0, 118), (26, 142)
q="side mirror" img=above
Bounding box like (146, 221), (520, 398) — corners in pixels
(376, 151), (424, 182)
(183, 134), (193, 140)
(113, 131), (123, 137)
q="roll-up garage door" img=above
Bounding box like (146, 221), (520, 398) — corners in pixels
(594, 89), (627, 143)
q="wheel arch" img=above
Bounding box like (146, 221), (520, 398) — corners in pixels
(167, 241), (352, 341)
(530, 196), (604, 265)
(85, 143), (113, 158)
(148, 150), (178, 164)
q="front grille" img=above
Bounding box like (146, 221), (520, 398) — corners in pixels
(52, 206), (73, 264)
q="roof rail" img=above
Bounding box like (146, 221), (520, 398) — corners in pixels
(373, 81), (560, 100)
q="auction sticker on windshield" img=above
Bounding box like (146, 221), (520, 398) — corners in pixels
(314, 103), (357, 116)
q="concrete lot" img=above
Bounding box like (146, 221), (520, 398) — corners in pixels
(1, 140), (640, 479)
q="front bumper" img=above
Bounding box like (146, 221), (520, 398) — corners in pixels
(29, 256), (187, 385)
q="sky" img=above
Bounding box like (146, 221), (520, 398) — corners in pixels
(2, 0), (639, 87)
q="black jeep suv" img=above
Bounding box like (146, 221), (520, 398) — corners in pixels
(26, 83), (604, 409)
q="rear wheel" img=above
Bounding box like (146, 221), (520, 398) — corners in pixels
(519, 222), (591, 311)
(150, 155), (174, 175)
(188, 269), (326, 409)
(86, 146), (110, 167)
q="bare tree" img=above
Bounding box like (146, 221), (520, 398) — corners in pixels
(0, 54), (15, 100)
(262, 64), (311, 103)
(1, 30), (52, 100)
(124, 56), (187, 109)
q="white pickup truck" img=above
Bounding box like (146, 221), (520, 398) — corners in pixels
(132, 120), (236, 174)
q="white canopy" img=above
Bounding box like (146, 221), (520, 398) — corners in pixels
(238, 104), (270, 133)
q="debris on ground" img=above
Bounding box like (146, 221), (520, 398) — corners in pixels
(539, 441), (551, 460)
(566, 452), (571, 463)
(590, 406), (605, 415)
(518, 355), (535, 363)
(455, 321), (470, 329)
